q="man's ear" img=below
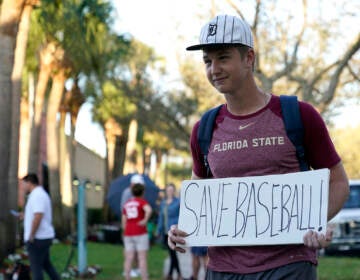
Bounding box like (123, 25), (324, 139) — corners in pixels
(246, 48), (256, 67)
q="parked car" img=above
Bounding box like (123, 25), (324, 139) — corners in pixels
(326, 180), (360, 254)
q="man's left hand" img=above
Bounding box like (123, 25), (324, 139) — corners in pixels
(303, 226), (333, 249)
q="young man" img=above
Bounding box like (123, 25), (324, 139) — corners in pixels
(21, 173), (60, 280)
(168, 14), (349, 279)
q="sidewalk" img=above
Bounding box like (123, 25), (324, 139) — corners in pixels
(163, 247), (205, 280)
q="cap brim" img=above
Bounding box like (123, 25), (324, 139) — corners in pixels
(186, 44), (208, 51)
(186, 43), (251, 51)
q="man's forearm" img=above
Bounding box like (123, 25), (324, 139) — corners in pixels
(327, 163), (349, 220)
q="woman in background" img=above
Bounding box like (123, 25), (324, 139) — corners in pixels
(157, 183), (182, 280)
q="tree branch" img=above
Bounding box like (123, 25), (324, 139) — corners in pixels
(323, 33), (360, 105)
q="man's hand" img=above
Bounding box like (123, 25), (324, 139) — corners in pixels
(167, 225), (188, 253)
(303, 226), (333, 249)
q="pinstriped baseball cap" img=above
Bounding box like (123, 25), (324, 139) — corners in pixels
(186, 14), (254, 51)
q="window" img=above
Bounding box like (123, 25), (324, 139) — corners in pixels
(343, 184), (360, 209)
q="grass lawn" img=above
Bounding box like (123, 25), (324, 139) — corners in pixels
(50, 241), (167, 280)
(318, 254), (360, 280)
(43, 242), (360, 279)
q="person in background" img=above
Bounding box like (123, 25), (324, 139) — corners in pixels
(156, 183), (182, 280)
(121, 174), (146, 277)
(21, 173), (60, 280)
(121, 174), (146, 210)
(190, 246), (208, 280)
(168, 14), (349, 279)
(122, 181), (152, 280)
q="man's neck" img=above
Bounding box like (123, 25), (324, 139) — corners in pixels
(225, 87), (269, 116)
(29, 185), (40, 193)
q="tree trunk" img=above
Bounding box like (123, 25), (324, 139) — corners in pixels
(18, 96), (30, 208)
(28, 43), (56, 173)
(59, 111), (73, 235)
(46, 68), (66, 239)
(18, 73), (35, 180)
(9, 0), (34, 223)
(0, 0), (25, 263)
(124, 119), (138, 174)
(113, 131), (129, 178)
(103, 119), (122, 221)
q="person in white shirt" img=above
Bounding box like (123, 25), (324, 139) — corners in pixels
(21, 173), (60, 280)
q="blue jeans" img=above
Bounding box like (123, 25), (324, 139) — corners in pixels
(26, 239), (60, 280)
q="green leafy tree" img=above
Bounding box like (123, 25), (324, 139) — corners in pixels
(24, 0), (124, 236)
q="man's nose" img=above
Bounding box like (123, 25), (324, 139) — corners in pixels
(210, 60), (221, 74)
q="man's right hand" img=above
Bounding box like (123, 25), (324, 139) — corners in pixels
(167, 225), (188, 253)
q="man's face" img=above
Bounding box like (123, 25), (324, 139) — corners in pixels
(21, 180), (31, 195)
(202, 46), (252, 94)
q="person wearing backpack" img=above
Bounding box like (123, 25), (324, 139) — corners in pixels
(167, 14), (349, 280)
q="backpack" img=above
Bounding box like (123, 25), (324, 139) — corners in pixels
(197, 95), (309, 178)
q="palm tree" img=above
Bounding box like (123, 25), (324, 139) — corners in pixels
(23, 0), (123, 235)
(0, 0), (26, 263)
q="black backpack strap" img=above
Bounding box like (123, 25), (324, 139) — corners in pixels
(197, 105), (223, 177)
(280, 95), (309, 171)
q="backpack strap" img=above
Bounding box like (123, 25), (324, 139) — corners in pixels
(280, 95), (309, 171)
(197, 97), (309, 177)
(197, 105), (223, 177)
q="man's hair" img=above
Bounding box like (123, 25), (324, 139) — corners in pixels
(131, 183), (145, 197)
(236, 45), (250, 58)
(236, 45), (255, 72)
(22, 173), (39, 185)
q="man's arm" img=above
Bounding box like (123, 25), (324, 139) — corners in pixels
(29, 212), (43, 241)
(303, 162), (349, 249)
(327, 162), (349, 220)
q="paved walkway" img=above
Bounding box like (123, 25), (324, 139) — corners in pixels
(163, 247), (205, 280)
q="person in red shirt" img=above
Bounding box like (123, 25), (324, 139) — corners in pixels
(122, 182), (152, 280)
(168, 14), (349, 280)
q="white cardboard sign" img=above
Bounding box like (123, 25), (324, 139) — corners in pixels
(178, 169), (329, 246)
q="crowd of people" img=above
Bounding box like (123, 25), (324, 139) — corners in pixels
(17, 172), (204, 280)
(121, 174), (206, 280)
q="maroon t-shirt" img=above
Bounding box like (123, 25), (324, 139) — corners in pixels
(190, 94), (340, 274)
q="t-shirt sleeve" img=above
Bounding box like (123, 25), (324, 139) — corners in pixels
(300, 101), (341, 169)
(32, 191), (47, 213)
